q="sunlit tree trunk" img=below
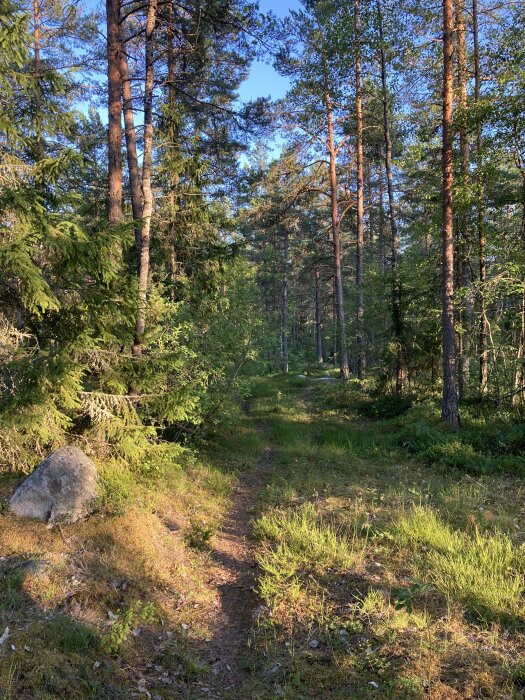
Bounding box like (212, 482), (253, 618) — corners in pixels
(31, 0), (45, 160)
(106, 0), (122, 225)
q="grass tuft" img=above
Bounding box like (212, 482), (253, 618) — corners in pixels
(254, 502), (357, 572)
(391, 506), (525, 622)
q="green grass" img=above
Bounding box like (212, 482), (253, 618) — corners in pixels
(236, 374), (525, 699)
(3, 373), (525, 699)
(255, 502), (358, 574)
(391, 506), (525, 622)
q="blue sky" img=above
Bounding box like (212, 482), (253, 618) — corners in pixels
(237, 0), (302, 103)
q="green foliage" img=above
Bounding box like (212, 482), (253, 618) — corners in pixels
(184, 519), (216, 550)
(101, 601), (157, 654)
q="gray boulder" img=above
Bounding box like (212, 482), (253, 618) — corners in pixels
(9, 446), (98, 524)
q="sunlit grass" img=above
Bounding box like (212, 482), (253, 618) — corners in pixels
(255, 501), (358, 572)
(391, 506), (525, 622)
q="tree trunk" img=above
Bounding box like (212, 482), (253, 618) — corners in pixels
(119, 44), (143, 263)
(355, 0), (365, 380)
(166, 0), (179, 291)
(315, 265), (324, 365)
(280, 228), (289, 373)
(513, 283), (525, 407)
(377, 0), (406, 394)
(106, 0), (123, 225)
(32, 0), (45, 160)
(441, 0), (460, 426)
(473, 0), (488, 395)
(378, 167), (386, 274)
(456, 0), (472, 399)
(133, 0), (157, 358)
(324, 87), (350, 380)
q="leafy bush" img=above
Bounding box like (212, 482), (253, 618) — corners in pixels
(420, 440), (483, 472)
(184, 519), (216, 550)
(356, 393), (415, 420)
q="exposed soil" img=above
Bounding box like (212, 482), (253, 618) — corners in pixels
(192, 443), (274, 699)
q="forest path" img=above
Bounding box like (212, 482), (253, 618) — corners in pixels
(193, 421), (275, 699)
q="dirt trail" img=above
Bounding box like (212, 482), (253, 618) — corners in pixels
(194, 444), (274, 699)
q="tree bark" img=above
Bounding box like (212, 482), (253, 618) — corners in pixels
(441, 0), (460, 426)
(32, 0), (45, 160)
(512, 283), (525, 407)
(355, 0), (365, 379)
(133, 0), (157, 358)
(315, 265), (324, 365)
(472, 0), (488, 395)
(119, 43), (143, 263)
(378, 167), (386, 274)
(324, 86), (350, 380)
(106, 0), (123, 225)
(166, 0), (179, 291)
(455, 0), (472, 399)
(377, 0), (406, 394)
(280, 228), (289, 373)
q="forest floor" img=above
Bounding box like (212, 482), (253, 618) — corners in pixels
(1, 374), (525, 699)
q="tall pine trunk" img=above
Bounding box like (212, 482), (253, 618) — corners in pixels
(106, 0), (122, 225)
(355, 0), (365, 379)
(441, 0), (460, 426)
(377, 0), (406, 394)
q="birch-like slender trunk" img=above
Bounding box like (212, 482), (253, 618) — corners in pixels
(456, 0), (472, 399)
(280, 228), (289, 373)
(32, 0), (45, 160)
(473, 0), (488, 395)
(377, 0), (406, 394)
(441, 0), (460, 425)
(133, 0), (157, 358)
(119, 45), (143, 262)
(324, 85), (350, 380)
(315, 265), (324, 365)
(378, 167), (386, 274)
(513, 284), (525, 406)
